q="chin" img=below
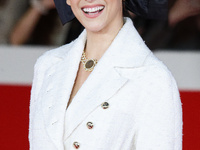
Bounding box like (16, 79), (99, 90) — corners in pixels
(84, 22), (107, 33)
(85, 26), (103, 33)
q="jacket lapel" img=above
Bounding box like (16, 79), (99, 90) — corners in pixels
(64, 57), (129, 139)
(42, 31), (87, 149)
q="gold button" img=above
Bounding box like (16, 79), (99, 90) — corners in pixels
(73, 142), (80, 149)
(87, 122), (94, 129)
(101, 102), (109, 109)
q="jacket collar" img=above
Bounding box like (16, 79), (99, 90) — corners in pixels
(102, 17), (151, 68)
(42, 17), (151, 149)
(60, 17), (151, 68)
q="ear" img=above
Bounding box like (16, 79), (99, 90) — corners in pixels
(66, 0), (71, 5)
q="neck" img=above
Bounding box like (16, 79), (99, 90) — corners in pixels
(85, 18), (124, 60)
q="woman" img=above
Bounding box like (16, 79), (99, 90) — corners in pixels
(29, 0), (182, 149)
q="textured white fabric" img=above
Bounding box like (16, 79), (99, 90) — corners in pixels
(29, 18), (182, 150)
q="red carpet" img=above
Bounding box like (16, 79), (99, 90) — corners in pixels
(0, 85), (199, 149)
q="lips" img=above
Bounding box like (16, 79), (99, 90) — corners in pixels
(82, 5), (105, 17)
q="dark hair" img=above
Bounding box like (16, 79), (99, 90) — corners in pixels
(123, 1), (134, 20)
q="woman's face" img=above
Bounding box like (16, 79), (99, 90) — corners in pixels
(66, 0), (123, 33)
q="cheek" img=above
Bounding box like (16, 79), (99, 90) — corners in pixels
(67, 0), (80, 13)
(67, 0), (79, 8)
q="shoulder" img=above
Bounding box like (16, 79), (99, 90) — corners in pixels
(34, 41), (76, 69)
(143, 52), (175, 82)
(122, 51), (175, 85)
(122, 52), (177, 94)
(34, 29), (87, 69)
(139, 52), (178, 96)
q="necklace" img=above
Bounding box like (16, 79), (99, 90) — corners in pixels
(81, 51), (98, 72)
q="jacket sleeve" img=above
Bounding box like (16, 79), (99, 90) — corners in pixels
(134, 72), (183, 150)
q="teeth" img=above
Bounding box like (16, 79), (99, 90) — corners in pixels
(83, 6), (104, 13)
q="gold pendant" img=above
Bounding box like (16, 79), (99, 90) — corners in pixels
(84, 59), (97, 72)
(81, 50), (98, 72)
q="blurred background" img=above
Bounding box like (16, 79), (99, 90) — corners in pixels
(0, 0), (200, 149)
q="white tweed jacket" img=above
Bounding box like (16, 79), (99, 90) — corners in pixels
(29, 18), (182, 150)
